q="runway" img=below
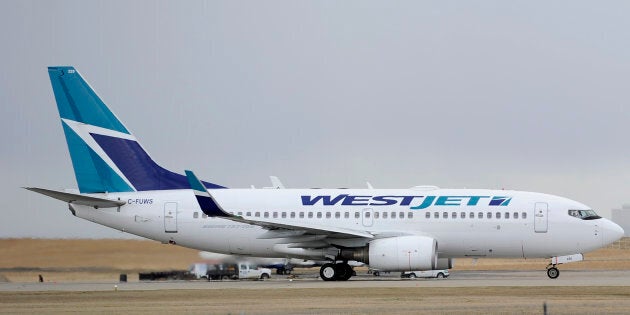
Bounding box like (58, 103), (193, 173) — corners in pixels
(2, 270), (629, 292)
(2, 270), (630, 314)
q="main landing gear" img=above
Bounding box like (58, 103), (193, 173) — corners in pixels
(320, 262), (354, 281)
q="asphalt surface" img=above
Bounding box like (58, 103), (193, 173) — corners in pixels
(2, 270), (629, 292)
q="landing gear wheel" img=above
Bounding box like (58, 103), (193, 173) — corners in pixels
(320, 263), (336, 281)
(547, 267), (560, 279)
(334, 263), (353, 281)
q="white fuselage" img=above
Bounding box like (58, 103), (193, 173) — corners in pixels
(70, 188), (622, 260)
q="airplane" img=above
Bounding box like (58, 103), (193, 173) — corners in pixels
(27, 66), (624, 281)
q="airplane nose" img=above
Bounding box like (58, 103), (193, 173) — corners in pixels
(602, 220), (625, 246)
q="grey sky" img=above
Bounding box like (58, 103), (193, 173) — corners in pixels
(1, 1), (628, 238)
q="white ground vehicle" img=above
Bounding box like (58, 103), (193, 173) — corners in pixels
(401, 270), (449, 279)
(206, 263), (272, 280)
(188, 262), (271, 280)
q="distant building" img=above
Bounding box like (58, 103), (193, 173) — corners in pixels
(611, 204), (630, 237)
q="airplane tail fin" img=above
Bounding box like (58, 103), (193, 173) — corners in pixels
(47, 66), (224, 193)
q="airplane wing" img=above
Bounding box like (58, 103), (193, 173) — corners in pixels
(24, 187), (126, 208)
(185, 170), (373, 239)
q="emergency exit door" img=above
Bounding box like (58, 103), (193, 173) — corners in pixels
(534, 202), (548, 233)
(164, 202), (178, 233)
(362, 209), (373, 227)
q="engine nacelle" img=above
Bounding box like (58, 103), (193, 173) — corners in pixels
(368, 236), (437, 271)
(436, 258), (454, 270)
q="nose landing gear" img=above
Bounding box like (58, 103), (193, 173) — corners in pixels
(546, 265), (560, 279)
(545, 253), (584, 279)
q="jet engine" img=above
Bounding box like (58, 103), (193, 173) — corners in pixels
(340, 235), (437, 271)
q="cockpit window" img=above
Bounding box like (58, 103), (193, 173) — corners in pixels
(568, 209), (601, 220)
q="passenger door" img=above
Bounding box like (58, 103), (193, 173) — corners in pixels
(534, 202), (548, 233)
(164, 202), (178, 233)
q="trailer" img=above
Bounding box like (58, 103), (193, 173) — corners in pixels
(138, 270), (196, 281)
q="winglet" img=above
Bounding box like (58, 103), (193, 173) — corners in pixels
(269, 176), (285, 189)
(185, 170), (231, 217)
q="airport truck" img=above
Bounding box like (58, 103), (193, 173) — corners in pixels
(205, 263), (272, 280)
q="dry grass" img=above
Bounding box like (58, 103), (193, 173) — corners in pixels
(0, 239), (199, 271)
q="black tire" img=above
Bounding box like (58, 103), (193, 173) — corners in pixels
(260, 273), (270, 280)
(320, 263), (336, 281)
(436, 273), (445, 278)
(335, 263), (353, 281)
(374, 271), (380, 277)
(409, 273), (417, 279)
(547, 267), (560, 279)
(221, 275), (230, 281)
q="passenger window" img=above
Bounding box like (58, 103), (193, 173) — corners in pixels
(255, 212), (260, 217)
(469, 212), (474, 219)
(193, 212), (199, 219)
(281, 212), (286, 218)
(246, 212), (251, 217)
(391, 212), (396, 219)
(505, 212), (509, 219)
(399, 212), (404, 219)
(513, 212), (518, 219)
(522, 212), (527, 219)
(326, 212), (331, 219)
(383, 212), (388, 219)
(237, 212), (243, 216)
(461, 212), (466, 219)
(290, 212), (295, 218)
(374, 212), (380, 219)
(407, 212), (413, 219)
(478, 212), (483, 219)
(496, 212), (501, 219)
(365, 212), (371, 218)
(273, 212), (278, 218)
(264, 212), (269, 218)
(344, 212), (349, 219)
(355, 212), (360, 219)
(299, 212), (304, 218)
(317, 212), (322, 218)
(452, 212), (457, 219)
(443, 212), (448, 219)
(487, 212), (492, 219)
(308, 212), (313, 218)
(425, 212), (431, 219)
(434, 212), (439, 219)
(335, 212), (340, 219)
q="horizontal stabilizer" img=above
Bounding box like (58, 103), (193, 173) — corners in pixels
(24, 187), (126, 208)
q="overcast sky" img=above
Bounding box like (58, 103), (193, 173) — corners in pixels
(1, 1), (628, 238)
